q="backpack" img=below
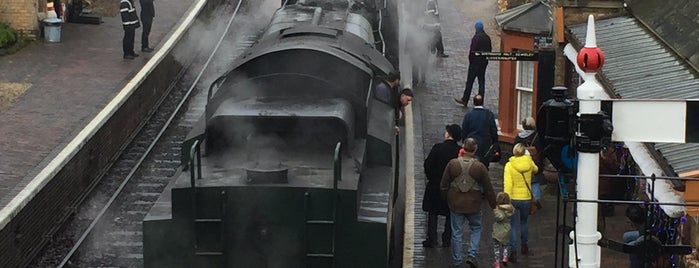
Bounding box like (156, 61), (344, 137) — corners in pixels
(447, 158), (483, 213)
(451, 158), (480, 193)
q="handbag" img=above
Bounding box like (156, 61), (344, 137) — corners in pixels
(484, 142), (501, 163)
(525, 133), (540, 165)
(520, 171), (542, 215)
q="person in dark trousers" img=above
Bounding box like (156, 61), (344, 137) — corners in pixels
(422, 124), (462, 248)
(461, 95), (498, 168)
(120, 0), (141, 59)
(425, 0), (447, 57)
(375, 72), (401, 104)
(440, 138), (497, 268)
(140, 0), (155, 52)
(455, 21), (492, 106)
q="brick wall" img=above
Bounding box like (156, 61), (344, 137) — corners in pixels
(0, 0), (39, 39)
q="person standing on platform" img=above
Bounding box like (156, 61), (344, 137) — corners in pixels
(422, 124), (462, 248)
(492, 192), (514, 268)
(140, 0), (155, 52)
(425, 0), (448, 57)
(440, 138), (496, 268)
(120, 0), (141, 60)
(460, 95), (499, 168)
(514, 117), (542, 200)
(503, 143), (538, 263)
(455, 20), (491, 107)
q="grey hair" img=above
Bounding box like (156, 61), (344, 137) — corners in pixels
(521, 117), (536, 130)
(463, 138), (478, 153)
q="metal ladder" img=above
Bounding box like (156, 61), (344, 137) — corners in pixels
(304, 142), (342, 267)
(189, 140), (228, 266)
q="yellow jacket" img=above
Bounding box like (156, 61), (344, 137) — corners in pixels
(503, 155), (539, 200)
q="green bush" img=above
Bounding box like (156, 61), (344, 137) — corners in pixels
(0, 23), (18, 49)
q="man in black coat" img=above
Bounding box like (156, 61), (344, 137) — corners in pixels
(140, 0), (155, 52)
(455, 20), (492, 106)
(461, 95), (498, 167)
(421, 124), (462, 247)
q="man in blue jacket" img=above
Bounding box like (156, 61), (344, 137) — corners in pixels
(461, 95), (498, 167)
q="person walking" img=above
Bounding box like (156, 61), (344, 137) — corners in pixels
(120, 0), (141, 60)
(455, 20), (492, 106)
(140, 0), (155, 52)
(440, 138), (496, 268)
(503, 143), (539, 263)
(492, 192), (514, 268)
(460, 95), (498, 168)
(514, 117), (542, 200)
(422, 124), (462, 248)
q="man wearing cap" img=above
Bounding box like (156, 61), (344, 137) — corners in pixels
(455, 20), (492, 106)
(422, 124), (462, 248)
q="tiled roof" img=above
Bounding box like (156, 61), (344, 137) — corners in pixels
(495, 1), (552, 35)
(569, 16), (699, 175)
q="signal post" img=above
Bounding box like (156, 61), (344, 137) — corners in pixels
(568, 15), (605, 268)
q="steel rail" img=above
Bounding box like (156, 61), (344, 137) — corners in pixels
(56, 0), (245, 266)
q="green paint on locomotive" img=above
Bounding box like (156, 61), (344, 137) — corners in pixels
(144, 186), (388, 267)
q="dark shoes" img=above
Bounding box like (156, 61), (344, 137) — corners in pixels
(437, 53), (449, 58)
(521, 243), (529, 255)
(123, 53), (139, 60)
(465, 255), (479, 268)
(422, 240), (437, 248)
(142, 47), (154, 52)
(454, 97), (467, 107)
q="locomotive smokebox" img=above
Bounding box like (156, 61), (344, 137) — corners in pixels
(246, 163), (288, 184)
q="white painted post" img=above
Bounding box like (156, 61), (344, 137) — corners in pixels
(569, 15), (604, 268)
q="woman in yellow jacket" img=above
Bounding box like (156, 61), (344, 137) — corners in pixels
(503, 143), (538, 262)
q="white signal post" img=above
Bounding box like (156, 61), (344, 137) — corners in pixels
(569, 15), (605, 268)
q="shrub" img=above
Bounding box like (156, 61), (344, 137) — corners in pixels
(0, 23), (18, 49)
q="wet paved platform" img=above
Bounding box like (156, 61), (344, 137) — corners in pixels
(407, 0), (632, 267)
(0, 0), (193, 208)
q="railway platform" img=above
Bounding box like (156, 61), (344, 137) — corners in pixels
(0, 0), (197, 266)
(0, 0), (193, 208)
(404, 0), (633, 267)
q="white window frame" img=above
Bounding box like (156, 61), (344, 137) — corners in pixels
(515, 60), (535, 130)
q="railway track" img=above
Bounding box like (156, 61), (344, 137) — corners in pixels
(29, 0), (269, 266)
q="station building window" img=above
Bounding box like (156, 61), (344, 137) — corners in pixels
(516, 60), (534, 129)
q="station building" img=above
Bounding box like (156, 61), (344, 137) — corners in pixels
(495, 1), (699, 265)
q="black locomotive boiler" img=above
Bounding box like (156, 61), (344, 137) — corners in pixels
(143, 0), (402, 267)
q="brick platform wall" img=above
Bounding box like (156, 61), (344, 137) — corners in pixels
(0, 0), (39, 39)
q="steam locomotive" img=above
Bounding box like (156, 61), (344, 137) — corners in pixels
(143, 0), (402, 267)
